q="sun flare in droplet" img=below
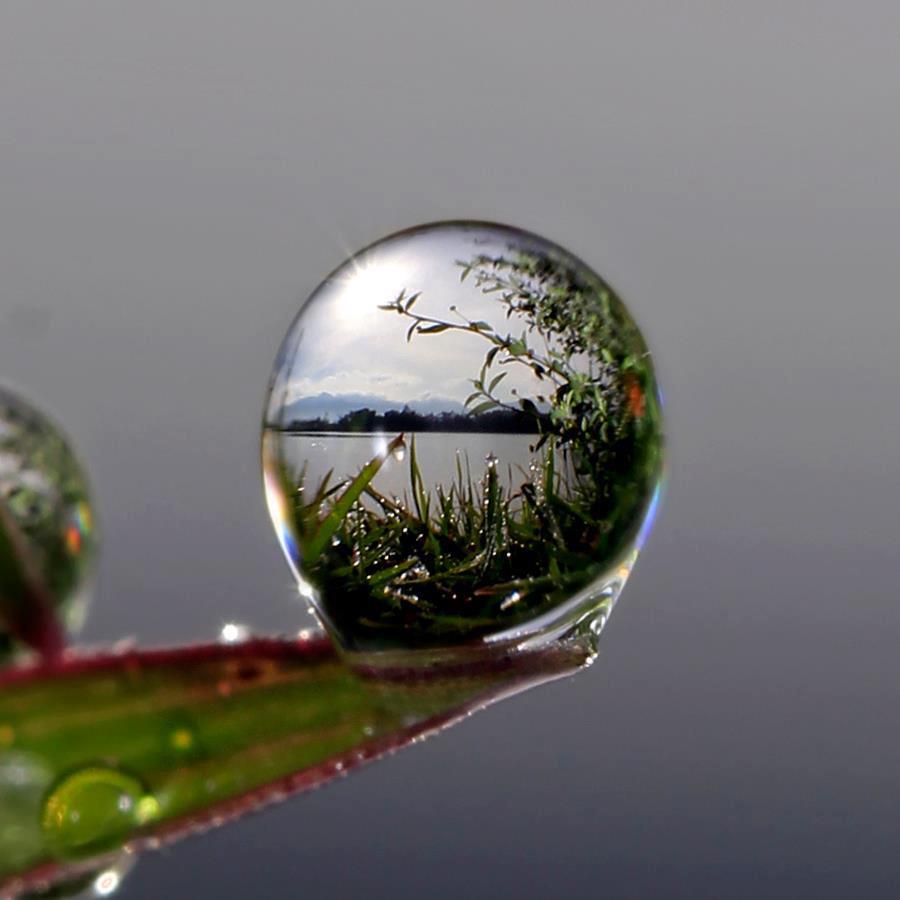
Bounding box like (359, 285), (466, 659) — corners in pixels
(331, 257), (409, 328)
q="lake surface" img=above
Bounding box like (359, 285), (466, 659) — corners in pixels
(278, 431), (544, 506)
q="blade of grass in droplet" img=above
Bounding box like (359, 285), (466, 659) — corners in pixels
(408, 434), (429, 523)
(304, 434), (405, 562)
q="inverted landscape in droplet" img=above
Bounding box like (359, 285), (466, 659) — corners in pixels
(263, 221), (664, 655)
(0, 387), (97, 660)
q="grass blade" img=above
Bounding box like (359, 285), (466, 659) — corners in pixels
(304, 434), (405, 562)
(0, 634), (594, 895)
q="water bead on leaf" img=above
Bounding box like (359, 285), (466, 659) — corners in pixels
(0, 388), (97, 660)
(262, 222), (664, 657)
(18, 850), (138, 898)
(41, 767), (157, 861)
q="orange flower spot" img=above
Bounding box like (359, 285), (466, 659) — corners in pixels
(624, 374), (645, 418)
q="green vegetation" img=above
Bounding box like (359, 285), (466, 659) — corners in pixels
(0, 390), (95, 660)
(0, 637), (593, 892)
(278, 252), (663, 651)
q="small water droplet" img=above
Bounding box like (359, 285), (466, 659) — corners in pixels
(22, 850), (137, 900)
(41, 767), (158, 861)
(91, 851), (137, 898)
(170, 727), (195, 752)
(135, 795), (161, 824)
(0, 386), (98, 662)
(219, 622), (249, 644)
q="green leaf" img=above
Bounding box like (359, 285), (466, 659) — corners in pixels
(488, 372), (507, 393)
(408, 435), (430, 524)
(417, 324), (450, 335)
(468, 400), (498, 416)
(0, 637), (594, 891)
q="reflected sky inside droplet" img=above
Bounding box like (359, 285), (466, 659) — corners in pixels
(265, 226), (555, 426)
(262, 221), (664, 656)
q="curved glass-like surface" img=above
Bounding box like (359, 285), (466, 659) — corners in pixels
(263, 222), (663, 655)
(0, 387), (97, 660)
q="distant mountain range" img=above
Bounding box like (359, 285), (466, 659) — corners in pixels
(279, 392), (466, 424)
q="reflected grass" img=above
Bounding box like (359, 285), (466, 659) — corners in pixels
(278, 428), (649, 650)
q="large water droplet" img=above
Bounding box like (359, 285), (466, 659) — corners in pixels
(41, 767), (157, 861)
(262, 221), (664, 656)
(0, 387), (97, 660)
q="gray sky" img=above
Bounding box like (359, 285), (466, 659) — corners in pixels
(2, 2), (900, 898)
(272, 224), (552, 417)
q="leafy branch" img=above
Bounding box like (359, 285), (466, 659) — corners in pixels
(379, 252), (652, 476)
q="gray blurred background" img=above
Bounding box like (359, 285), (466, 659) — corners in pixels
(1, 2), (898, 897)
